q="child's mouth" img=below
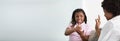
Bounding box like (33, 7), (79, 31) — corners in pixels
(77, 20), (82, 23)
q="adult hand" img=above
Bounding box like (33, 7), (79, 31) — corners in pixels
(95, 15), (101, 30)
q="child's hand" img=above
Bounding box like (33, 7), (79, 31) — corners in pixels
(74, 25), (83, 32)
(74, 25), (84, 36)
(64, 26), (75, 36)
(95, 15), (101, 30)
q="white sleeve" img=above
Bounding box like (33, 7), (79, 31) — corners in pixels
(106, 28), (120, 41)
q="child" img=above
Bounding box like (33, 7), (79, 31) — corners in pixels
(64, 8), (92, 41)
(95, 0), (120, 41)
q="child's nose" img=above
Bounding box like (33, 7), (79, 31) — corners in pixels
(78, 17), (81, 19)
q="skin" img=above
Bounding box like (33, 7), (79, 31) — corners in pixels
(95, 9), (113, 37)
(65, 12), (89, 41)
(104, 9), (113, 20)
(75, 12), (85, 24)
(95, 15), (101, 37)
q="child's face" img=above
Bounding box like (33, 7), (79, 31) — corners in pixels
(103, 9), (113, 20)
(75, 12), (85, 24)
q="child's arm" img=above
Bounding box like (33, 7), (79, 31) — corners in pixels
(75, 25), (89, 41)
(64, 26), (75, 36)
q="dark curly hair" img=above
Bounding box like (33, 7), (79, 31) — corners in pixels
(71, 8), (87, 26)
(102, 0), (120, 17)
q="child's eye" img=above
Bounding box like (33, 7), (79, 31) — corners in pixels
(81, 15), (84, 17)
(81, 16), (83, 17)
(75, 16), (79, 17)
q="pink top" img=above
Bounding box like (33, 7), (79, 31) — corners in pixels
(67, 22), (92, 41)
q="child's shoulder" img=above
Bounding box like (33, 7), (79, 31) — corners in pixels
(67, 23), (73, 27)
(84, 23), (91, 29)
(82, 22), (89, 26)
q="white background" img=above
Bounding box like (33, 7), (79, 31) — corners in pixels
(0, 0), (106, 41)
